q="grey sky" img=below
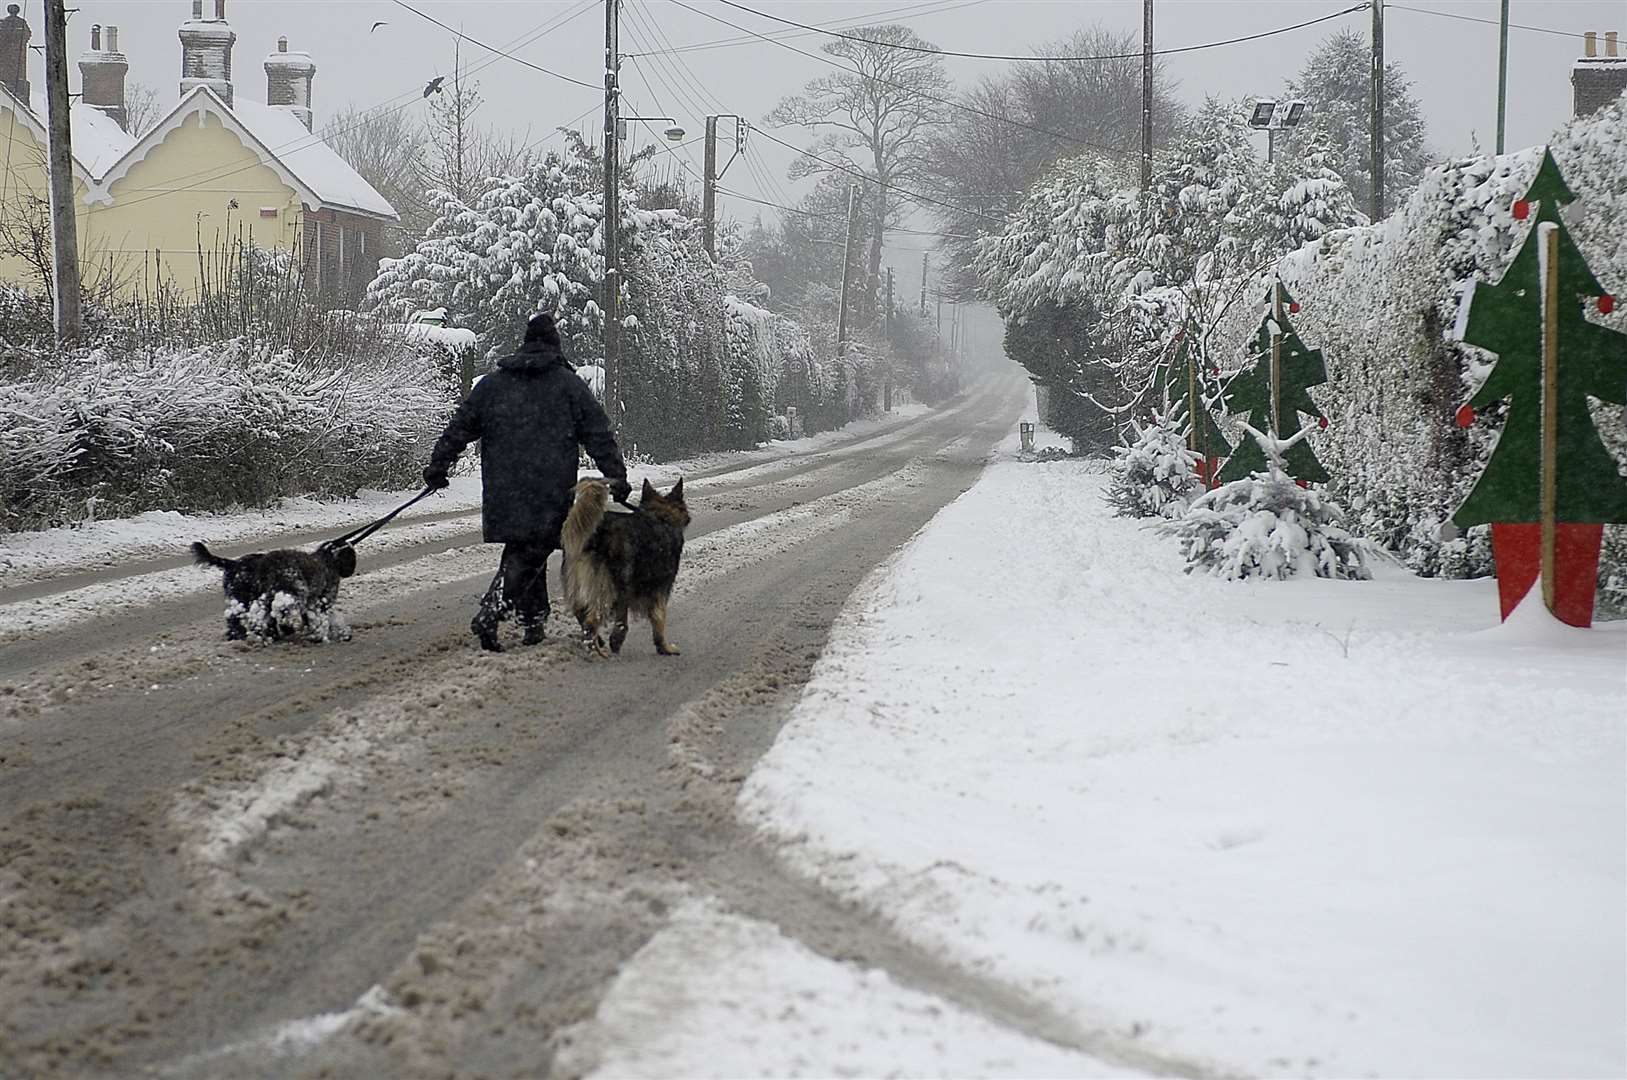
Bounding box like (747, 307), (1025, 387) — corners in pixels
(27, 0), (1622, 309)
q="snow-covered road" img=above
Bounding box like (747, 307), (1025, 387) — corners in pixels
(582, 421), (1623, 1078)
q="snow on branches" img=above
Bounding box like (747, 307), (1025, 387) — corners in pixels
(1107, 403), (1202, 519)
(1166, 424), (1371, 581)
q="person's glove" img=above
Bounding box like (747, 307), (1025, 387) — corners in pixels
(609, 477), (633, 504)
(422, 465), (450, 490)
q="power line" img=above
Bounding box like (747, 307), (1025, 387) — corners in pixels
(390, 0), (603, 91)
(714, 0), (1371, 62)
(1387, 4), (1593, 41)
(716, 185), (977, 239)
(629, 0), (987, 57)
(664, 0), (1136, 160)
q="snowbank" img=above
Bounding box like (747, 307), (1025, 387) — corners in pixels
(742, 422), (1626, 1078)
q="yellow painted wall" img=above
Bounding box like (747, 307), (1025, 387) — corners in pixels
(0, 101), (307, 299)
(0, 103), (95, 292)
(88, 107), (304, 298)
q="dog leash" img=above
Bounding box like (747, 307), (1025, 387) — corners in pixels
(321, 486), (437, 551)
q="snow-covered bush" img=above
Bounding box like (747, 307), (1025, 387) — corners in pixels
(0, 340), (450, 532)
(1166, 427), (1371, 581)
(1106, 405), (1202, 519)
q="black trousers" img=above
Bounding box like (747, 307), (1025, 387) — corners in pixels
(475, 542), (554, 629)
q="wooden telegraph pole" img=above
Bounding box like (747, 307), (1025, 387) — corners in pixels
(884, 267), (895, 410)
(702, 114), (717, 259)
(43, 0), (80, 342)
(919, 252), (927, 317)
(1495, 0), (1510, 153)
(1539, 222), (1559, 612)
(1370, 0), (1385, 221)
(836, 183), (860, 355)
(1140, 0), (1153, 193)
(602, 0), (622, 428)
(1269, 283), (1283, 436)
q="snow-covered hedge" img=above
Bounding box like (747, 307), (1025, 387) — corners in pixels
(1216, 96), (1627, 586)
(0, 340), (451, 532)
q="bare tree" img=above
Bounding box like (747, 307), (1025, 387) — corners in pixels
(124, 80), (162, 137)
(765, 24), (950, 324)
(325, 103), (431, 241)
(416, 45), (536, 214)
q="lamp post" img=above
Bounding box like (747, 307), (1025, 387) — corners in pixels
(1247, 97), (1308, 163)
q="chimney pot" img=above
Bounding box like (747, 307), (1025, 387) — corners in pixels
(0, 1), (26, 102)
(90, 23), (100, 50)
(215, 0), (226, 20)
(1608, 31), (1619, 58)
(192, 0), (203, 19)
(106, 25), (117, 52)
(1584, 30), (1597, 58)
(279, 35), (288, 52)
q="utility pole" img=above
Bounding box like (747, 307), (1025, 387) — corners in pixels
(602, 0), (622, 428)
(836, 183), (860, 356)
(1495, 0), (1509, 154)
(702, 114), (717, 259)
(884, 267), (895, 411)
(43, 0), (80, 343)
(1140, 0), (1153, 193)
(1370, 0), (1385, 222)
(919, 252), (928, 316)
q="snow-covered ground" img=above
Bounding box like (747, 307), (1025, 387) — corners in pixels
(590, 420), (1624, 1078)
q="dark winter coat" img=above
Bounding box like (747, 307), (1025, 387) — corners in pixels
(428, 340), (626, 546)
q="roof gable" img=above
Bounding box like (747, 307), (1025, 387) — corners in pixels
(0, 83), (108, 187)
(86, 86), (396, 221)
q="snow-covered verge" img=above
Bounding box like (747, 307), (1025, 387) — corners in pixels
(740, 425), (1626, 1079)
(557, 901), (1124, 1078)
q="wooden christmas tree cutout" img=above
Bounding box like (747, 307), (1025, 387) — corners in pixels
(1215, 280), (1330, 486)
(1452, 148), (1627, 627)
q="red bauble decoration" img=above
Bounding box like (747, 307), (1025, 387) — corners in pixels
(1318, 415), (1329, 430)
(1455, 404), (1475, 428)
(1512, 200), (1531, 220)
(1599, 294), (1617, 315)
(1289, 302), (1301, 314)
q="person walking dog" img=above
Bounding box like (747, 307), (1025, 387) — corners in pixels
(422, 311), (630, 651)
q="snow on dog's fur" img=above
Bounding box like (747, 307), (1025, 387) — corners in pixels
(191, 541), (356, 644)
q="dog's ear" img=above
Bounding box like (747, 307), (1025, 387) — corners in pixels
(668, 477), (683, 502)
(641, 478), (659, 503)
(330, 543), (358, 578)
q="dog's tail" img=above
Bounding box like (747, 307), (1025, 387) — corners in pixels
(191, 541), (236, 571)
(561, 479), (609, 560)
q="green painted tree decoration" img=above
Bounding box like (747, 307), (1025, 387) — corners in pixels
(1216, 281), (1330, 485)
(1151, 328), (1233, 487)
(1451, 147), (1627, 627)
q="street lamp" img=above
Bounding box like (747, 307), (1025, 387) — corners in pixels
(620, 115), (685, 142)
(1247, 97), (1307, 163)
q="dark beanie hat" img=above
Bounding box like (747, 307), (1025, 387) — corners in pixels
(524, 311), (561, 347)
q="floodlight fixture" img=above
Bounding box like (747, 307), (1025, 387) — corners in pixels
(1249, 99), (1276, 128)
(1283, 100), (1308, 127)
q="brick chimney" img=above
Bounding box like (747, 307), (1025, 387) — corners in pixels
(79, 24), (130, 130)
(179, 0), (236, 107)
(0, 3), (30, 104)
(1573, 28), (1627, 118)
(264, 36), (316, 130)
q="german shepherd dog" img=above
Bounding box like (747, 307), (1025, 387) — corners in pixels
(561, 478), (690, 656)
(191, 541), (357, 643)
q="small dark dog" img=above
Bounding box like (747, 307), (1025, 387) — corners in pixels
(191, 540), (357, 644)
(561, 478), (690, 656)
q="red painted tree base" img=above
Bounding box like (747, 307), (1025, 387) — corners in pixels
(1195, 456), (1223, 490)
(1489, 522), (1605, 627)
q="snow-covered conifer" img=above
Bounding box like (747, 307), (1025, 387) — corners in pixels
(1107, 403), (1202, 519)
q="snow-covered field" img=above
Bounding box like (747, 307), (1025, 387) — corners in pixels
(597, 421), (1625, 1078)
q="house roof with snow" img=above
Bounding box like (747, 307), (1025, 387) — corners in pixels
(87, 85), (396, 220)
(0, 82), (134, 183)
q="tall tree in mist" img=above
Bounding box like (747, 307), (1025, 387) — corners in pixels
(925, 26), (1184, 299)
(765, 24), (950, 324)
(1279, 30), (1431, 213)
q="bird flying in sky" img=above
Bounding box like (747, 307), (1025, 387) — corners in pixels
(423, 76), (446, 98)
